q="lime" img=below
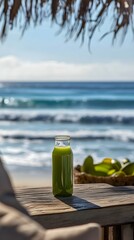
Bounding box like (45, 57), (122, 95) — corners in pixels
(102, 158), (113, 164)
(102, 158), (121, 171)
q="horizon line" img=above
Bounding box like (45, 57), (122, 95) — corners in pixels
(0, 80), (134, 83)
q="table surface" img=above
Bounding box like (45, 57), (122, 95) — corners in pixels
(16, 183), (134, 229)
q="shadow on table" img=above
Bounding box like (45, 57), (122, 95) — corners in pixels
(56, 195), (100, 210)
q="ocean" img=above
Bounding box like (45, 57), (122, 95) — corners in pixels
(0, 81), (134, 173)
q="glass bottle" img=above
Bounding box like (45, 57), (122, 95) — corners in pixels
(52, 135), (73, 197)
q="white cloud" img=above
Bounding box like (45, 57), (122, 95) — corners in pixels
(0, 55), (134, 81)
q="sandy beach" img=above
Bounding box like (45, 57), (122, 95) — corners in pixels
(6, 165), (52, 188)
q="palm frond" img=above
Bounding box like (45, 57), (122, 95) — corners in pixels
(0, 0), (133, 44)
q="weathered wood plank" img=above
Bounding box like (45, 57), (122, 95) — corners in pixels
(121, 224), (134, 240)
(113, 225), (122, 240)
(31, 205), (134, 229)
(16, 184), (134, 229)
(108, 227), (114, 240)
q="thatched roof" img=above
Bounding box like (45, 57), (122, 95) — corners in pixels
(0, 0), (133, 44)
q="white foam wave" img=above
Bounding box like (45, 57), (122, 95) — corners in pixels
(3, 151), (51, 167)
(0, 129), (134, 142)
(0, 109), (134, 125)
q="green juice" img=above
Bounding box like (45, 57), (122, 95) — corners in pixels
(52, 145), (73, 197)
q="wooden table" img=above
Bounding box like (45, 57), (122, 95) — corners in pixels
(16, 183), (134, 240)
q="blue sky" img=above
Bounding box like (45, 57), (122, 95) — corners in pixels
(0, 19), (134, 81)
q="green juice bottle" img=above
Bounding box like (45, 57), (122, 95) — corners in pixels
(52, 135), (73, 197)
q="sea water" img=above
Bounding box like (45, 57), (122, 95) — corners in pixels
(0, 81), (134, 173)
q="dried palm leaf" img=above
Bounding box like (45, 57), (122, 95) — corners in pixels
(0, 0), (133, 44)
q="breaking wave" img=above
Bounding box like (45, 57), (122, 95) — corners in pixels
(1, 97), (134, 109)
(0, 129), (134, 142)
(0, 110), (134, 125)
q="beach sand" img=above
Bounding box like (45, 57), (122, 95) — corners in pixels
(6, 165), (52, 188)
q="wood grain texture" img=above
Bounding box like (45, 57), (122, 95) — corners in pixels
(16, 184), (134, 229)
(121, 224), (134, 240)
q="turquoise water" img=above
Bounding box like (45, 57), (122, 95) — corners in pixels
(0, 81), (134, 169)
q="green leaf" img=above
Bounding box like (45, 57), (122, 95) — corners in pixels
(112, 159), (122, 171)
(108, 169), (116, 176)
(81, 155), (95, 174)
(95, 163), (113, 171)
(122, 162), (134, 176)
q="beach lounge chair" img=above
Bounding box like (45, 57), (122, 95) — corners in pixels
(0, 158), (101, 240)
